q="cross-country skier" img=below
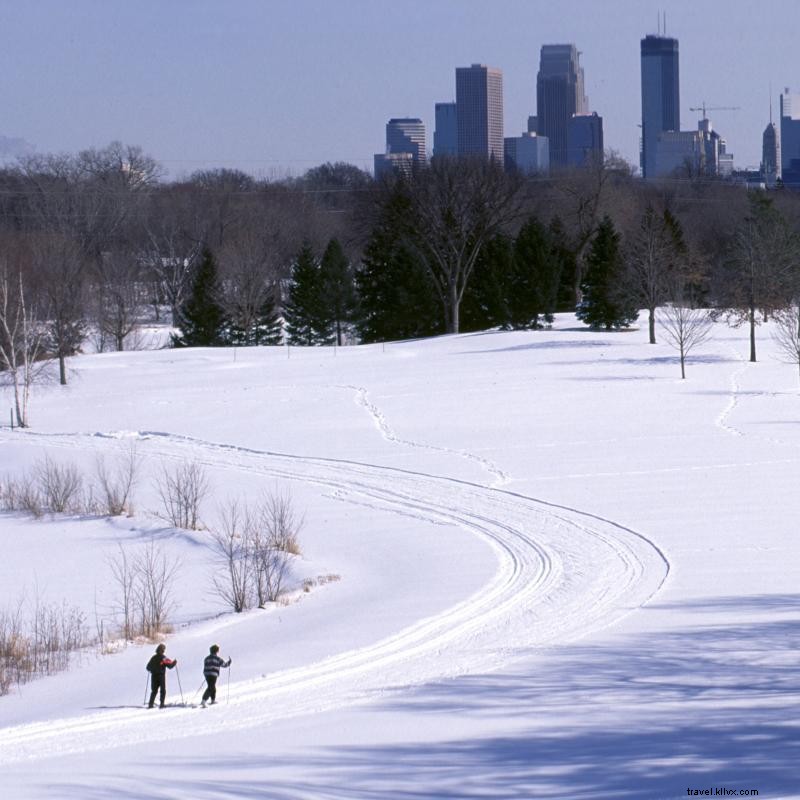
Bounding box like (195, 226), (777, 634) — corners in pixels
(146, 643), (177, 708)
(201, 644), (231, 707)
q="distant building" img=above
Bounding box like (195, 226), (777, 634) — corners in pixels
(567, 113), (603, 167)
(536, 44), (588, 168)
(762, 121), (780, 187)
(653, 130), (706, 177)
(780, 89), (800, 186)
(373, 151), (414, 180)
(641, 35), (680, 179)
(455, 64), (504, 160)
(434, 102), (458, 157)
(527, 115), (538, 133)
(504, 132), (550, 174)
(385, 118), (427, 163)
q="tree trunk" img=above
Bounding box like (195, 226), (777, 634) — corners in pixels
(59, 353), (67, 386)
(749, 302), (757, 362)
(448, 284), (460, 334)
(680, 348), (686, 379)
(649, 306), (656, 344)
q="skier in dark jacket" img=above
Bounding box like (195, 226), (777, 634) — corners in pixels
(146, 643), (177, 708)
(201, 644), (231, 707)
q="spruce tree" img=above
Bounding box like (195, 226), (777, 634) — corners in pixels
(508, 217), (562, 329)
(576, 216), (639, 330)
(461, 234), (514, 331)
(172, 247), (226, 347)
(355, 206), (443, 343)
(320, 238), (357, 346)
(284, 243), (333, 345)
(227, 287), (282, 346)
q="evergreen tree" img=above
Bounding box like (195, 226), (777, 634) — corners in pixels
(284, 243), (333, 345)
(576, 216), (639, 330)
(227, 286), (282, 346)
(551, 217), (579, 312)
(355, 201), (443, 343)
(172, 247), (226, 347)
(320, 238), (357, 346)
(508, 217), (563, 329)
(461, 234), (514, 332)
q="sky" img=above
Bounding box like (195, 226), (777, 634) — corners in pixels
(0, 0), (797, 179)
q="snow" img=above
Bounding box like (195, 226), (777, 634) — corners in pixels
(1, 315), (799, 798)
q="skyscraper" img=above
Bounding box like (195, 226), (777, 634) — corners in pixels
(455, 64), (504, 160)
(567, 113), (603, 167)
(385, 118), (427, 163)
(780, 89), (800, 185)
(434, 102), (458, 157)
(762, 121), (780, 187)
(536, 44), (588, 168)
(640, 35), (680, 180)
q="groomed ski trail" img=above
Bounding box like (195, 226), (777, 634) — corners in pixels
(0, 428), (669, 764)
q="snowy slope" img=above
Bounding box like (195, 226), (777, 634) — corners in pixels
(1, 316), (799, 799)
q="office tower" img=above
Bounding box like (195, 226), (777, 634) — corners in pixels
(455, 64), (504, 160)
(434, 102), (458, 157)
(536, 44), (588, 168)
(780, 89), (800, 185)
(762, 121), (780, 186)
(567, 113), (604, 167)
(373, 152), (414, 180)
(641, 35), (680, 179)
(504, 132), (549, 174)
(653, 130), (705, 176)
(385, 118), (427, 163)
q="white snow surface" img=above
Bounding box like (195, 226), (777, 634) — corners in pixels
(1, 316), (799, 799)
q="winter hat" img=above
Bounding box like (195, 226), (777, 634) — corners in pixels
(156, 643), (166, 654)
(210, 644), (219, 654)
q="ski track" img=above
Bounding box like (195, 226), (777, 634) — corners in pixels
(0, 428), (668, 765)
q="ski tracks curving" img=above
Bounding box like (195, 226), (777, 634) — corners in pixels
(0, 427), (668, 763)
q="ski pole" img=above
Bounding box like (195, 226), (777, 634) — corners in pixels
(175, 664), (185, 706)
(143, 675), (150, 706)
(191, 679), (205, 704)
(227, 662), (231, 705)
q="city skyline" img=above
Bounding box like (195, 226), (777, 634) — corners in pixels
(0, 0), (797, 177)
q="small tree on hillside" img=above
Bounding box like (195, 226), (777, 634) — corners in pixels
(284, 243), (333, 345)
(577, 216), (639, 330)
(172, 247), (226, 347)
(320, 238), (357, 346)
(508, 216), (563, 329)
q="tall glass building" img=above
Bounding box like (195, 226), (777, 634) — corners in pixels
(455, 64), (504, 161)
(434, 102), (458, 157)
(780, 90), (800, 186)
(536, 44), (588, 168)
(385, 118), (427, 164)
(640, 35), (680, 180)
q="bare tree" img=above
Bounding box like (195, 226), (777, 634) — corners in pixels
(393, 157), (522, 333)
(0, 264), (48, 427)
(717, 193), (799, 362)
(211, 499), (253, 613)
(658, 301), (713, 379)
(95, 442), (139, 516)
(155, 460), (209, 530)
(93, 249), (147, 351)
(772, 306), (800, 383)
(627, 205), (685, 344)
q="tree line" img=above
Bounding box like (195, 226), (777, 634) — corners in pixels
(3, 141), (800, 423)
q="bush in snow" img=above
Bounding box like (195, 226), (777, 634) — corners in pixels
(95, 443), (140, 516)
(155, 459), (209, 530)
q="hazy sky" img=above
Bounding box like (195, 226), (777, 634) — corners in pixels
(1, 0), (797, 178)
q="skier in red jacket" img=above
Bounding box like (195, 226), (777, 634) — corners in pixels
(146, 643), (177, 708)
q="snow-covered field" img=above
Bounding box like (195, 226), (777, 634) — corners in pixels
(1, 315), (798, 799)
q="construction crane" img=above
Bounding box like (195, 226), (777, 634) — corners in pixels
(689, 102), (741, 119)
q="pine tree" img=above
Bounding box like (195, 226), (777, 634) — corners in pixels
(172, 247), (226, 347)
(461, 234), (514, 332)
(508, 217), (563, 329)
(355, 216), (443, 343)
(576, 216), (639, 330)
(227, 286), (282, 346)
(284, 244), (333, 345)
(320, 238), (357, 346)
